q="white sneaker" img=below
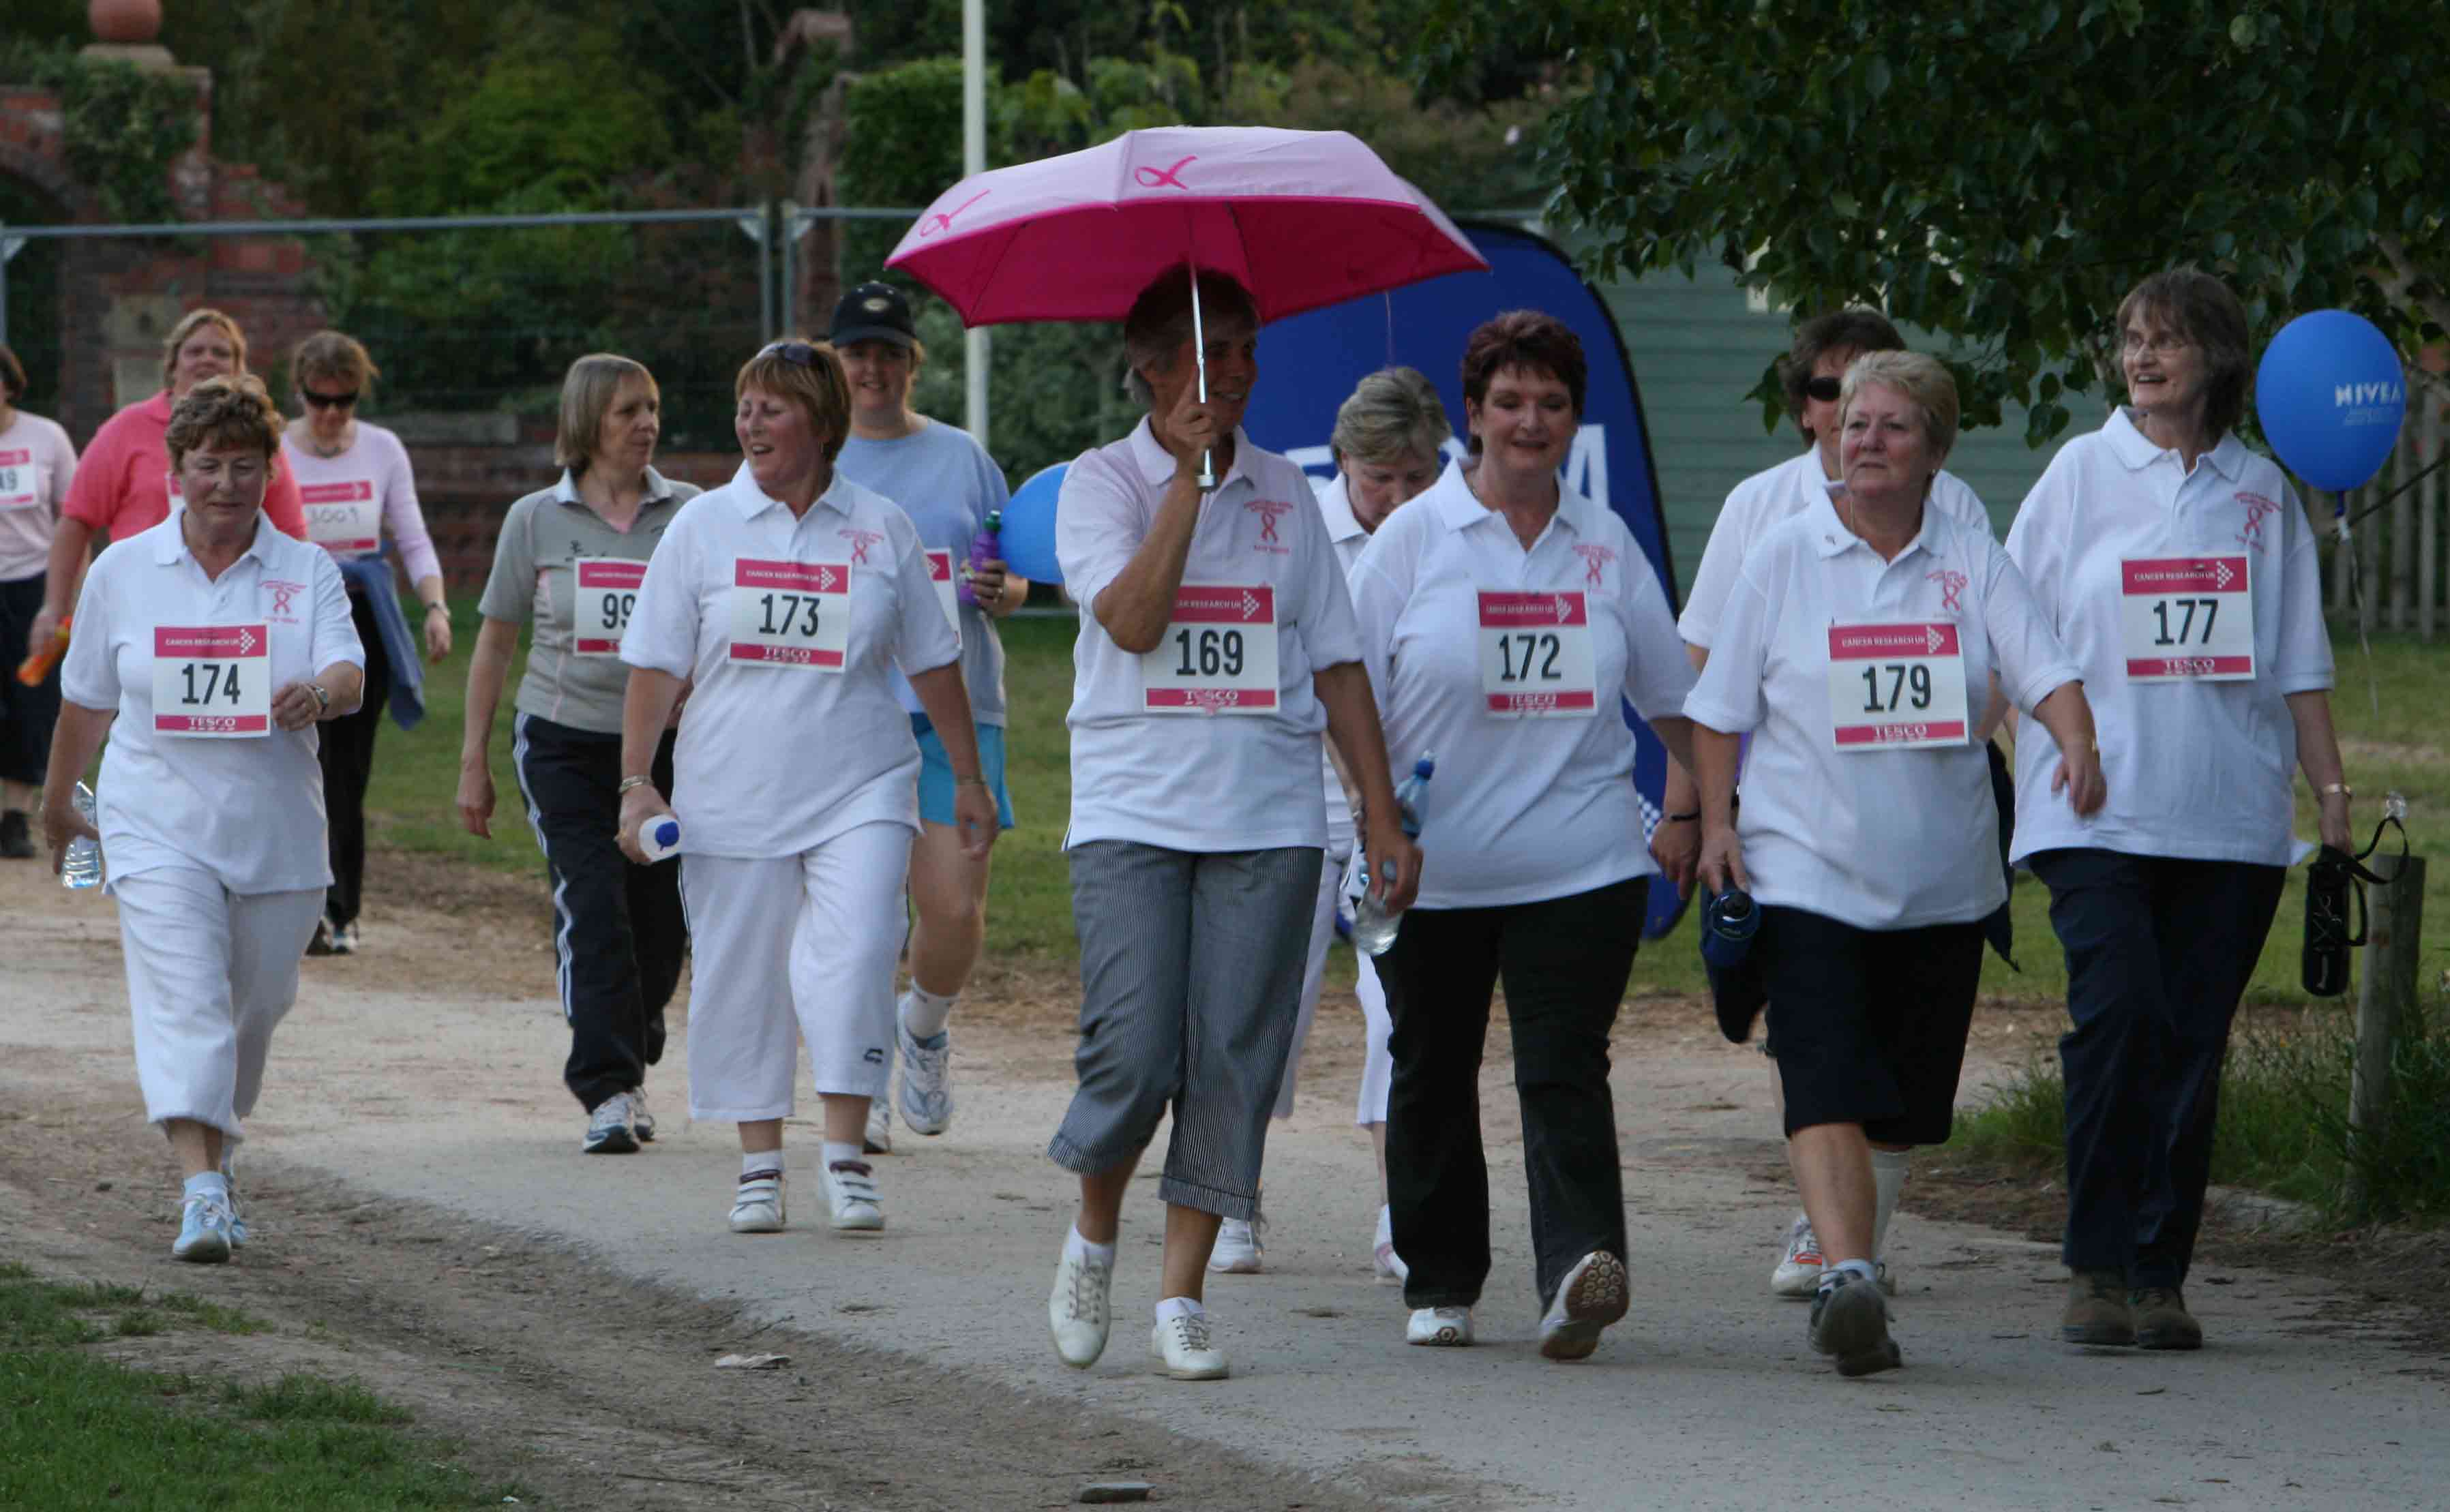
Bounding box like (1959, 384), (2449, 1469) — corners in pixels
(730, 1168), (786, 1233)
(1372, 1205), (1407, 1284)
(1208, 1204), (1265, 1274)
(1049, 1246), (1114, 1368)
(822, 1159), (884, 1232)
(583, 1091), (639, 1155)
(1406, 1306), (1472, 1346)
(895, 1015), (955, 1136)
(863, 1095), (893, 1155)
(172, 1193), (235, 1263)
(630, 1087), (657, 1143)
(1150, 1310), (1229, 1380)
(1538, 1250), (1629, 1362)
(1771, 1212), (1824, 1298)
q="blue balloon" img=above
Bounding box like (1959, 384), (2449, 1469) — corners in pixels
(2256, 310), (2406, 491)
(1000, 462), (1066, 585)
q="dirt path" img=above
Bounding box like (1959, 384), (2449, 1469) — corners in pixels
(3, 854), (2445, 1509)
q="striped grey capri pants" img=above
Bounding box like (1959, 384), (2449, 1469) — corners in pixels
(1048, 841), (1321, 1220)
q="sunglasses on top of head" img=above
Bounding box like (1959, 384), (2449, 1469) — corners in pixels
(760, 341), (822, 367)
(302, 389), (359, 410)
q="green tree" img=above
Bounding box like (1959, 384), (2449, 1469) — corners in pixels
(1408, 0), (2449, 443)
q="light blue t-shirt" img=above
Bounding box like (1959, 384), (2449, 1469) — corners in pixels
(836, 419), (1013, 725)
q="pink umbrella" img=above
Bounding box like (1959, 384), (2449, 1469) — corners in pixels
(885, 126), (1487, 483)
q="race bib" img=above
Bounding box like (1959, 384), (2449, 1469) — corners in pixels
(726, 558), (848, 670)
(1478, 590), (1598, 717)
(0, 449), (37, 511)
(301, 479), (380, 556)
(1826, 621), (1969, 751)
(152, 624), (271, 738)
(2120, 556), (2254, 682)
(573, 558), (646, 656)
(925, 548), (962, 648)
(1141, 584), (1279, 714)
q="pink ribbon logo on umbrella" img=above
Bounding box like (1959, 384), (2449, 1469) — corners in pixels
(1133, 156), (1198, 190)
(918, 190), (991, 238)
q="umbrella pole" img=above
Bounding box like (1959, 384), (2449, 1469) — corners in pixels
(1188, 260), (1216, 487)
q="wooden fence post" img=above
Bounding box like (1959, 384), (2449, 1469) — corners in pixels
(2389, 427), (2416, 630)
(2344, 852), (2427, 1220)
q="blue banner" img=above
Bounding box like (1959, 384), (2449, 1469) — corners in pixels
(1243, 222), (1689, 939)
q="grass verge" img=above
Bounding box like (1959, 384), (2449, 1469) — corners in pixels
(0, 1264), (506, 1510)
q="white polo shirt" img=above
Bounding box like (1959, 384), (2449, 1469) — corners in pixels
(1314, 472), (1375, 857)
(1349, 462), (1697, 910)
(1684, 495), (2079, 930)
(1679, 449), (1995, 649)
(618, 464), (960, 859)
(1058, 420), (1363, 854)
(2004, 410), (2332, 867)
(59, 508), (363, 895)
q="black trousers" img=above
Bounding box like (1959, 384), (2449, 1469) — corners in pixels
(2031, 847), (2286, 1288)
(1379, 876), (1647, 1311)
(317, 588), (390, 927)
(511, 714), (687, 1111)
(0, 573), (60, 787)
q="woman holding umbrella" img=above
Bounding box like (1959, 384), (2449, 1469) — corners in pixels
(1043, 269), (1419, 1382)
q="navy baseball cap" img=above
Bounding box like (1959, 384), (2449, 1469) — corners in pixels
(830, 281), (917, 348)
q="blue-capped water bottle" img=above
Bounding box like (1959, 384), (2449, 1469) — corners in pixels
(1349, 753), (1435, 956)
(1700, 886), (1759, 969)
(637, 814), (683, 864)
(60, 781), (103, 890)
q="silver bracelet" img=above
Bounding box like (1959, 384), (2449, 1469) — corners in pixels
(616, 774), (653, 796)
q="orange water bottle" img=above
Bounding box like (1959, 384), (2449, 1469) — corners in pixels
(15, 616), (67, 686)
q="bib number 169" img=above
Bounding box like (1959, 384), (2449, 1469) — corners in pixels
(1169, 626), (1244, 679)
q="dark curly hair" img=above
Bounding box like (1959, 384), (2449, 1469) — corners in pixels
(1458, 311), (1587, 454)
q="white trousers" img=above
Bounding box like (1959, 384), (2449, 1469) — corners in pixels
(680, 822), (912, 1121)
(1272, 847), (1394, 1125)
(113, 867), (323, 1143)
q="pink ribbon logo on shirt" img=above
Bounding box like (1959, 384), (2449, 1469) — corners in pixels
(839, 528), (884, 565)
(2235, 492), (2281, 551)
(263, 579), (305, 620)
(1244, 498), (1292, 545)
(1572, 543), (1615, 586)
(1926, 568), (1967, 612)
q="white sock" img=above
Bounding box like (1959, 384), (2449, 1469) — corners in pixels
(182, 1171), (228, 1200)
(900, 983), (957, 1040)
(1820, 1258), (1878, 1291)
(1870, 1148), (1911, 1259)
(1374, 1203), (1393, 1248)
(1065, 1225), (1116, 1269)
(821, 1140), (862, 1170)
(1155, 1295), (1205, 1324)
(742, 1149), (783, 1177)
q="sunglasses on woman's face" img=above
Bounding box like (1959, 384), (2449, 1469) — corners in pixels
(1804, 376), (1843, 403)
(302, 389), (359, 410)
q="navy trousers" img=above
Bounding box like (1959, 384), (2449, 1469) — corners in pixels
(2030, 847), (2284, 1288)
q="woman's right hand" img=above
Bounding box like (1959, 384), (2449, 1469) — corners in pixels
(40, 793), (98, 878)
(1159, 384), (1227, 481)
(1697, 826), (1750, 897)
(617, 783), (674, 864)
(455, 759), (496, 839)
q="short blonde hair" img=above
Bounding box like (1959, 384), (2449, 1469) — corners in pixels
(556, 354), (657, 472)
(160, 308), (247, 391)
(736, 338), (852, 463)
(291, 330), (379, 395)
(1330, 367), (1450, 466)
(164, 375), (284, 466)
(1838, 350), (1958, 460)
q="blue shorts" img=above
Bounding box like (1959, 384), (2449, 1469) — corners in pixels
(913, 714), (1015, 829)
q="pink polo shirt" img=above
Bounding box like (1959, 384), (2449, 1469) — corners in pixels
(62, 391), (308, 545)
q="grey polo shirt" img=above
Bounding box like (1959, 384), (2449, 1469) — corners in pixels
(477, 466), (701, 734)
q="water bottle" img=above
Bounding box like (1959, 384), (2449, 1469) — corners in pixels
(1349, 753), (1435, 956)
(61, 781), (103, 890)
(957, 510), (1001, 607)
(1700, 886), (1759, 970)
(637, 815), (683, 864)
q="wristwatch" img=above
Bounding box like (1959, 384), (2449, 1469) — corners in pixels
(2320, 783), (2352, 799)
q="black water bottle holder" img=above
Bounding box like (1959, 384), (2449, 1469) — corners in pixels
(2303, 812), (2409, 997)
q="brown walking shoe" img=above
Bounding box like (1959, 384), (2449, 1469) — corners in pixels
(2130, 1286), (2203, 1350)
(2060, 1269), (2136, 1346)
